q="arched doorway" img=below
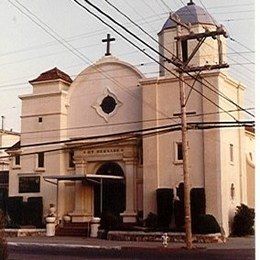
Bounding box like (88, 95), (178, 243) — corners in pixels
(94, 162), (126, 217)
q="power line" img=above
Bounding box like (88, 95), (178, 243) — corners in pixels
(15, 106), (255, 139)
(0, 47), (255, 91)
(1, 122), (181, 151)
(0, 28), (108, 58)
(158, 0), (174, 11)
(2, 120), (254, 153)
(73, 0), (241, 122)
(1, 31), (103, 60)
(177, 0), (255, 70)
(7, 0), (180, 127)
(4, 4), (253, 59)
(0, 12), (165, 59)
(2, 127), (180, 159)
(174, 0), (255, 115)
(229, 37), (255, 53)
(0, 61), (154, 90)
(197, 0), (255, 62)
(207, 3), (254, 9)
(2, 121), (254, 161)
(104, 0), (173, 58)
(7, 0), (254, 123)
(82, 0), (254, 119)
(106, 0), (255, 114)
(222, 18), (254, 22)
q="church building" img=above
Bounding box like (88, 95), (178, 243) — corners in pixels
(8, 1), (254, 235)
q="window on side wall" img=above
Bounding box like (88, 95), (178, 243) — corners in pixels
(37, 152), (45, 168)
(174, 142), (183, 164)
(14, 155), (20, 166)
(19, 176), (40, 193)
(69, 151), (75, 168)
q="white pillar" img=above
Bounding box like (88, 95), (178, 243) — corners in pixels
(121, 159), (137, 223)
(74, 159), (85, 212)
(69, 157), (92, 222)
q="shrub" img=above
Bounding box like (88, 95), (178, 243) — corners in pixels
(173, 199), (185, 230)
(99, 211), (121, 231)
(144, 212), (158, 229)
(190, 188), (206, 218)
(175, 185), (206, 232)
(136, 210), (143, 226)
(231, 204), (254, 236)
(6, 196), (23, 228)
(0, 210), (8, 259)
(156, 188), (173, 228)
(176, 182), (184, 202)
(27, 197), (43, 228)
(174, 183), (185, 231)
(192, 214), (221, 234)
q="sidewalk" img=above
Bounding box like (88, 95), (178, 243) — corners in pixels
(6, 235), (255, 250)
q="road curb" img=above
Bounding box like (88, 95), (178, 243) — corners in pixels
(7, 241), (122, 250)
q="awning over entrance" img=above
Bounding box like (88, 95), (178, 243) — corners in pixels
(43, 174), (124, 185)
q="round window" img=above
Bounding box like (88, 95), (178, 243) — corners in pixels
(100, 95), (117, 114)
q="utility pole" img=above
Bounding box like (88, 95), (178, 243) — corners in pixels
(176, 23), (193, 249)
(172, 13), (228, 250)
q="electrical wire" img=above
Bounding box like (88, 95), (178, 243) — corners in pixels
(197, 0), (255, 62)
(1, 120), (254, 160)
(7, 0), (255, 130)
(10, 107), (255, 138)
(7, 0), (179, 127)
(79, 0), (254, 119)
(105, 0), (255, 111)
(176, 0), (254, 72)
(173, 0), (255, 114)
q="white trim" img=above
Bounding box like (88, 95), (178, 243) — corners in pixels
(92, 87), (122, 122)
(21, 112), (67, 118)
(35, 167), (46, 173)
(29, 78), (71, 86)
(19, 90), (65, 100)
(12, 165), (21, 170)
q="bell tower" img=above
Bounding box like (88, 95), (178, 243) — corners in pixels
(158, 1), (228, 76)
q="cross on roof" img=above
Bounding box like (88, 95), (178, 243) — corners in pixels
(102, 34), (115, 56)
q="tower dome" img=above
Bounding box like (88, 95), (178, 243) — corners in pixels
(160, 1), (217, 32)
(158, 1), (226, 76)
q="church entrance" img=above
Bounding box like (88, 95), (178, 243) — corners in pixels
(94, 162), (125, 217)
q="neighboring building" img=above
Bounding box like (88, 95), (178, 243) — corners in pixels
(0, 129), (20, 176)
(244, 127), (255, 209)
(0, 130), (20, 211)
(8, 2), (254, 235)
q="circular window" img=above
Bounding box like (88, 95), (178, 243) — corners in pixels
(100, 95), (117, 114)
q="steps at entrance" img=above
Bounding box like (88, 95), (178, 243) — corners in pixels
(55, 222), (90, 237)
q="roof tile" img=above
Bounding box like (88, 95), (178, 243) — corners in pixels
(29, 67), (72, 84)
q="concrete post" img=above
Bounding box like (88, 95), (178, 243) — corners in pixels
(121, 159), (137, 223)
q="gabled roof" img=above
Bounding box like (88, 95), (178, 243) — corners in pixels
(29, 67), (73, 84)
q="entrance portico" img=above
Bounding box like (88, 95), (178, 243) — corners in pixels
(62, 139), (141, 223)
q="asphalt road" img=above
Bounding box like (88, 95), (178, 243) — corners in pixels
(7, 244), (255, 260)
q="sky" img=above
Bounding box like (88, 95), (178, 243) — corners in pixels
(0, 0), (255, 131)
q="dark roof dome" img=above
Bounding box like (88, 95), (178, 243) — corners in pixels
(161, 1), (217, 32)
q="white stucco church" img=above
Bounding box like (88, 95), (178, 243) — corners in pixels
(8, 1), (254, 235)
